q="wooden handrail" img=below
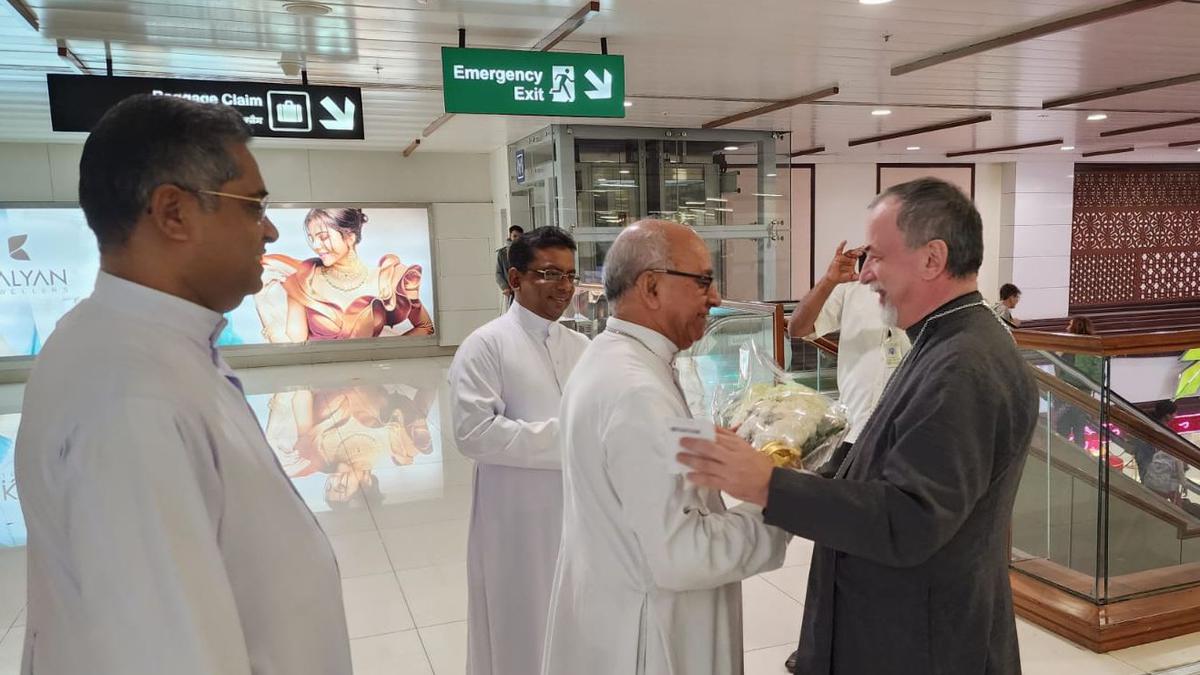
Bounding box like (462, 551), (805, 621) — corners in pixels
(1030, 368), (1200, 469)
(1026, 421), (1200, 539)
(1013, 328), (1200, 357)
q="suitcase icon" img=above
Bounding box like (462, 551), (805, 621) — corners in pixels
(267, 91), (312, 133)
(275, 100), (304, 123)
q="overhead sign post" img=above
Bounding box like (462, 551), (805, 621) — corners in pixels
(46, 74), (365, 140)
(441, 47), (625, 118)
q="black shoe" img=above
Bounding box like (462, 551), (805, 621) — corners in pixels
(785, 649), (798, 673)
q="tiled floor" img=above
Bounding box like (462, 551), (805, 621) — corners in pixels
(1, 357), (1199, 674)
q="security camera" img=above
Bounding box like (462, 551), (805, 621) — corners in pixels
(278, 52), (304, 77)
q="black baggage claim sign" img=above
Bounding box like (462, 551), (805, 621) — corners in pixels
(46, 74), (365, 140)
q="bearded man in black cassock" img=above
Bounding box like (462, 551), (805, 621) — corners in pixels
(679, 177), (1038, 675)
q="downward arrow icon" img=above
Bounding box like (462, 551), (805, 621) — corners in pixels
(319, 96), (356, 131)
(584, 69), (613, 100)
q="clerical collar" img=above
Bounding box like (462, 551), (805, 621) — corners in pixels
(904, 291), (985, 343)
(509, 300), (554, 339)
(605, 317), (678, 364)
(90, 271), (228, 349)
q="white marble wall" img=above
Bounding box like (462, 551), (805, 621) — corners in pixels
(1000, 162), (1075, 320)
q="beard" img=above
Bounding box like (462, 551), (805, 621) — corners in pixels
(870, 283), (900, 327)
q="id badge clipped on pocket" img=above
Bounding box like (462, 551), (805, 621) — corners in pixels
(883, 331), (903, 369)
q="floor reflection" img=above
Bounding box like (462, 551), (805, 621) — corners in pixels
(0, 413), (19, 548)
(0, 360), (450, 548)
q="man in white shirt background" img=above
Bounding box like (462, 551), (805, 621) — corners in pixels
(15, 95), (351, 675)
(542, 219), (789, 675)
(789, 241), (912, 476)
(449, 226), (590, 675)
(783, 240), (911, 672)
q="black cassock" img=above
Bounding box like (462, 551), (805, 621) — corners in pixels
(765, 291), (1038, 675)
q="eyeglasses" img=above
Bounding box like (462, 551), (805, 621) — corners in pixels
(195, 189), (271, 222)
(529, 269), (580, 285)
(649, 268), (715, 291)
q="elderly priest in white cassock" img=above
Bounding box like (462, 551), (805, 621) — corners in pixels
(542, 220), (790, 675)
(449, 226), (590, 675)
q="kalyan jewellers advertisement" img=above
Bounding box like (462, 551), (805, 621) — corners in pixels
(0, 206), (436, 358)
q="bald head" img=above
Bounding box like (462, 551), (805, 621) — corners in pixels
(604, 219), (700, 301)
(604, 219), (720, 350)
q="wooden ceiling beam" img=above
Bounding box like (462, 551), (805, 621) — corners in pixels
(789, 145), (826, 157)
(531, 1), (601, 52)
(945, 138), (1063, 157)
(891, 0), (1179, 77)
(1081, 146), (1136, 157)
(1100, 116), (1200, 137)
(848, 113), (991, 147)
(1043, 72), (1200, 109)
(701, 85), (840, 129)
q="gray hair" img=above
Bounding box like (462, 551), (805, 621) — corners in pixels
(870, 177), (983, 278)
(603, 222), (671, 301)
(79, 94), (252, 249)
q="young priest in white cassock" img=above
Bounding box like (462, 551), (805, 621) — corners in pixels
(541, 220), (790, 675)
(449, 226), (590, 675)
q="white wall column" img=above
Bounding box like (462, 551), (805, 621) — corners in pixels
(999, 162), (1075, 320)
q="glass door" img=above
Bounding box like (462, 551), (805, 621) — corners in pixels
(563, 126), (790, 301)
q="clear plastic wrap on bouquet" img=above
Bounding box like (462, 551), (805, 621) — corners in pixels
(713, 341), (849, 471)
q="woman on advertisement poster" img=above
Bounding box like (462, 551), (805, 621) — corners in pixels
(254, 208), (434, 342)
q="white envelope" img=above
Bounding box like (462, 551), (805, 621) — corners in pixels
(663, 417), (715, 475)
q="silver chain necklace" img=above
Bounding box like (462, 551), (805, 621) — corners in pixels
(834, 299), (1000, 478)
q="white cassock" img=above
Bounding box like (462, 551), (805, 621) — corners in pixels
(543, 318), (790, 675)
(448, 301), (590, 675)
(15, 272), (350, 675)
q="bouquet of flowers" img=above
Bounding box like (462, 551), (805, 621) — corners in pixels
(714, 342), (848, 471)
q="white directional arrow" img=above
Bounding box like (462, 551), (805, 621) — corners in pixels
(584, 69), (613, 100)
(319, 96), (356, 131)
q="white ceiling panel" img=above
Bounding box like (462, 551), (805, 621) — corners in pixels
(0, 0), (1197, 158)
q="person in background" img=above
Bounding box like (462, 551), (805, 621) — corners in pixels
(992, 283), (1022, 327)
(15, 94), (350, 674)
(679, 178), (1037, 675)
(542, 220), (788, 675)
(1129, 401), (1197, 512)
(450, 227), (590, 675)
(496, 224), (525, 303)
(1053, 315), (1098, 447)
(789, 244), (912, 476)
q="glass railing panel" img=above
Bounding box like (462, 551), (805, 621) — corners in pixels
(1010, 366), (1104, 601)
(1012, 340), (1200, 603)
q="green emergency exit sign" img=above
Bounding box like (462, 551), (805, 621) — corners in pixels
(441, 47), (626, 118)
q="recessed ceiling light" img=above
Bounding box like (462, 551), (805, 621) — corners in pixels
(872, 109), (892, 116)
(618, 169), (630, 174)
(906, 146), (920, 151)
(860, 0), (893, 4)
(623, 100), (632, 107)
(1087, 113), (1108, 121)
(1061, 145), (1075, 151)
(723, 145), (739, 151)
(283, 1), (333, 16)
(766, 173), (777, 177)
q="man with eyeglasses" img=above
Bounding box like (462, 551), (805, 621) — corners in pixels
(15, 95), (351, 675)
(542, 220), (789, 675)
(449, 226), (590, 675)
